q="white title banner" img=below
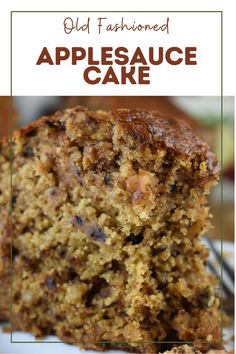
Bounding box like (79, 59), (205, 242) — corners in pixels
(12, 11), (221, 95)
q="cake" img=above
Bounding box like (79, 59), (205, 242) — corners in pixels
(0, 106), (222, 353)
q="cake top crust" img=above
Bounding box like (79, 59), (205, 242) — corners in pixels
(2, 106), (220, 179)
(114, 108), (208, 156)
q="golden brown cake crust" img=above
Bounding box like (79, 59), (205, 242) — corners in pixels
(2, 106), (219, 176)
(114, 108), (219, 180)
(61, 96), (202, 132)
(115, 109), (205, 155)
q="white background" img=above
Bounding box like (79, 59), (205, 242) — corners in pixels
(10, 11), (221, 95)
(0, 0), (235, 96)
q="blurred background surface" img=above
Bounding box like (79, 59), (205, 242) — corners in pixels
(0, 96), (234, 242)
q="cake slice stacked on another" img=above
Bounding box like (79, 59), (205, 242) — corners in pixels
(0, 107), (222, 353)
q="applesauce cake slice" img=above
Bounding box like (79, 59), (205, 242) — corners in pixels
(0, 107), (222, 353)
